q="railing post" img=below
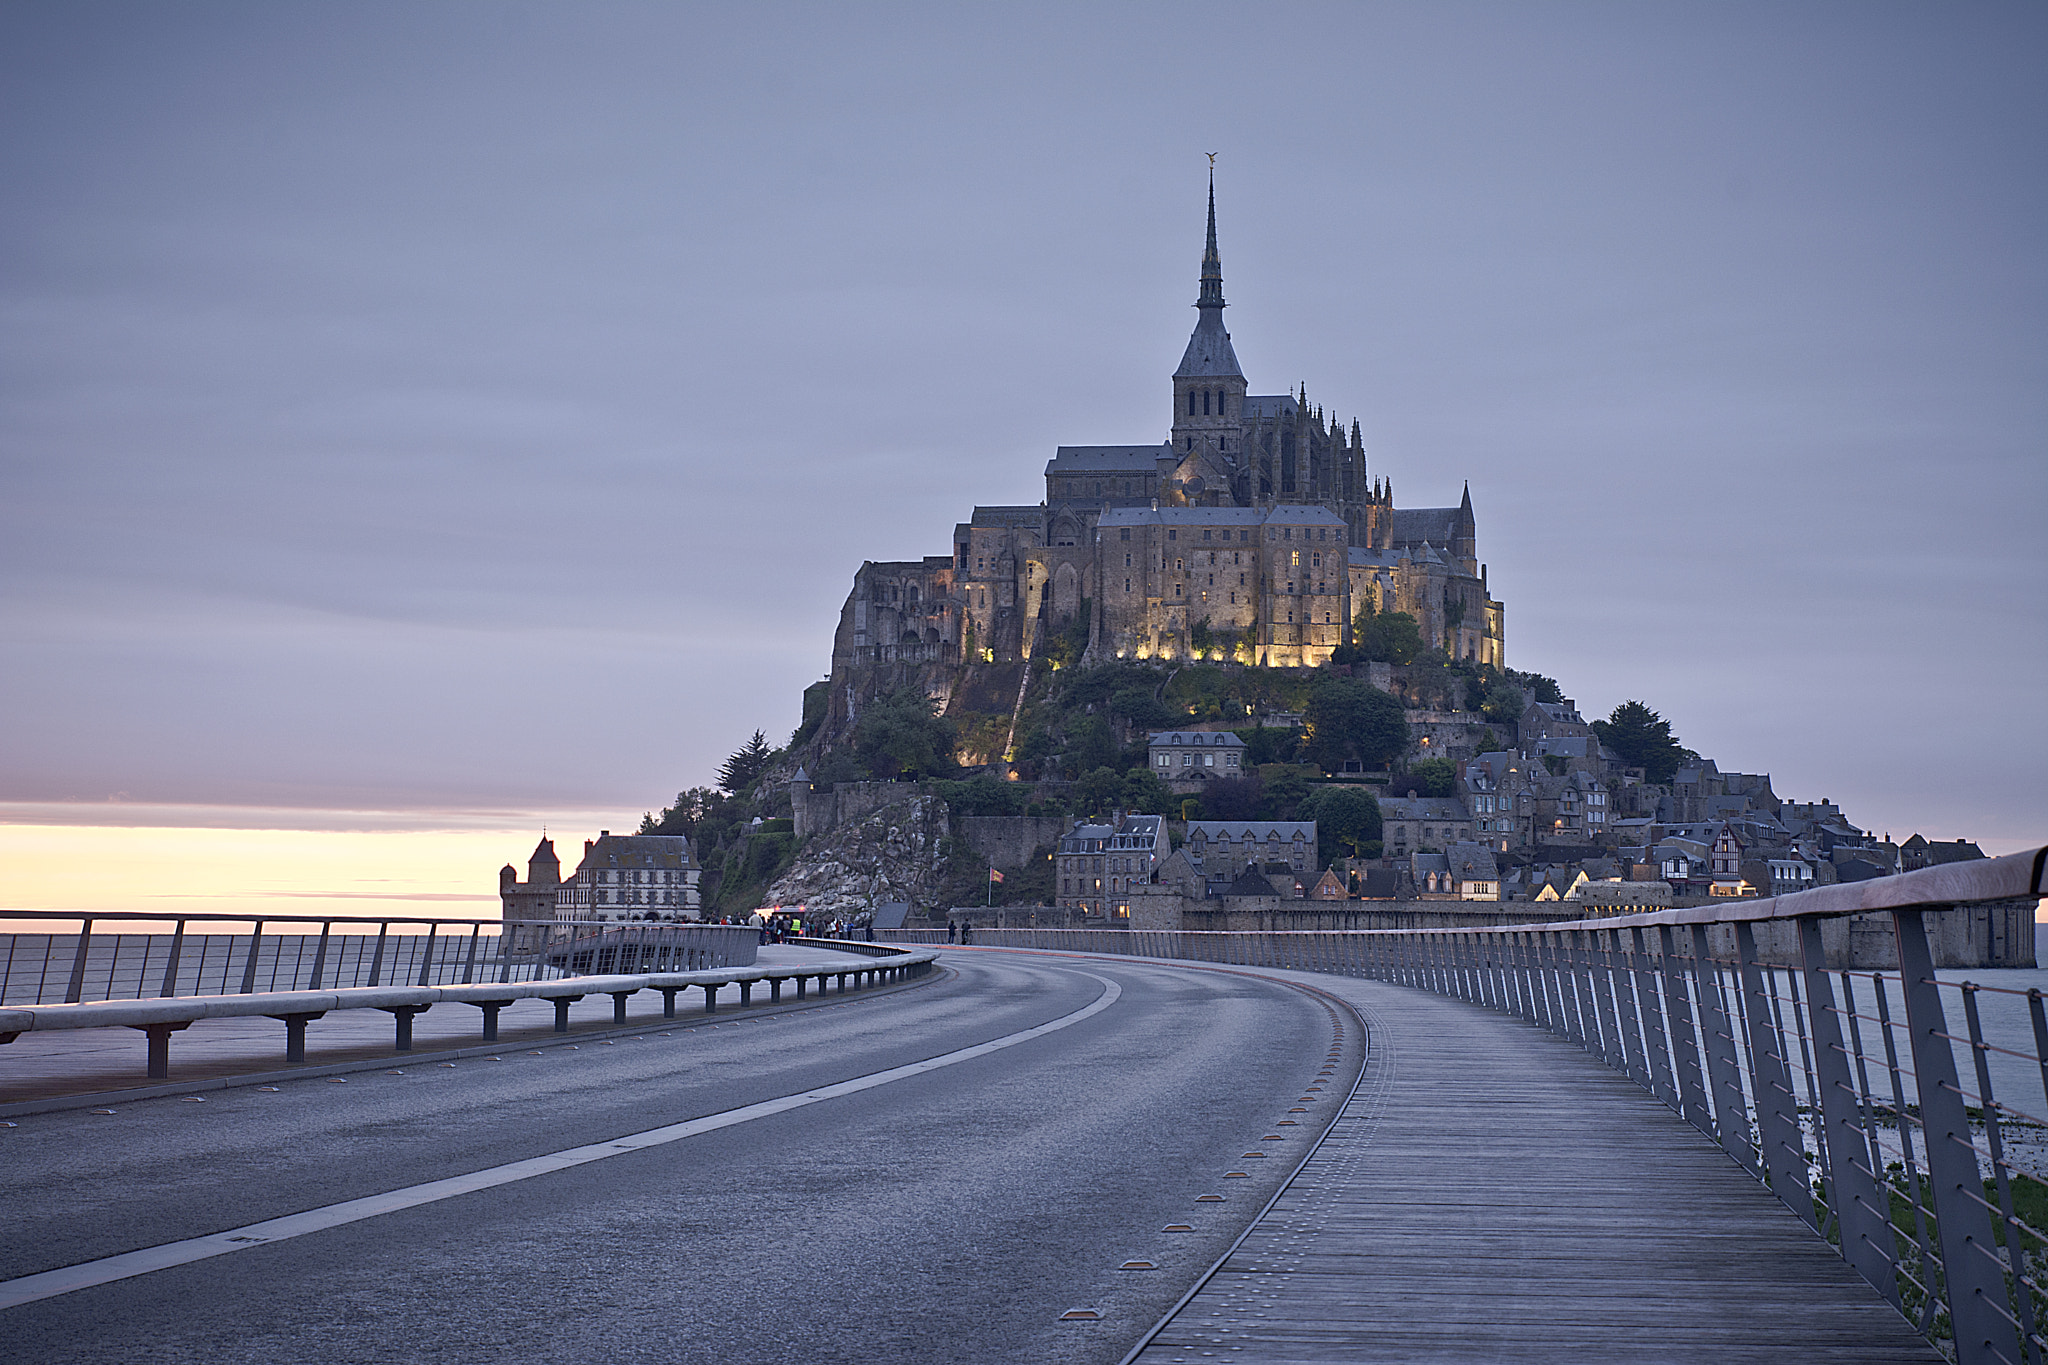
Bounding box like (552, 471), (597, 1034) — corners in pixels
(66, 920), (94, 1004)
(416, 924), (439, 987)
(1894, 906), (2014, 1365)
(462, 925), (481, 985)
(239, 922), (264, 995)
(159, 920), (186, 998)
(1692, 924), (1756, 1174)
(1590, 928), (1627, 1075)
(1630, 929), (1679, 1113)
(1610, 927), (1648, 1086)
(308, 923), (332, 992)
(1735, 922), (1812, 1226)
(368, 923), (389, 987)
(1795, 917), (1896, 1302)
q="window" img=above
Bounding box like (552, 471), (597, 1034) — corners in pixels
(1124, 553), (1132, 567)
(1187, 390), (1197, 416)
(1291, 550), (1300, 568)
(1119, 527), (1130, 541)
(1168, 529), (1176, 541)
(1202, 529), (1211, 541)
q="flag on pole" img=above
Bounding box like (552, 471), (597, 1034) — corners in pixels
(988, 868), (1004, 883)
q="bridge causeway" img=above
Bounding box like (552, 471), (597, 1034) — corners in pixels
(1132, 970), (1938, 1362)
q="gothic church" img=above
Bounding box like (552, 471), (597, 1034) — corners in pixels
(832, 175), (1505, 684)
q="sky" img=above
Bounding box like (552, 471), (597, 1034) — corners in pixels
(1, 2), (2043, 916)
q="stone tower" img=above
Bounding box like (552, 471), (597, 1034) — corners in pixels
(1169, 170), (1247, 480)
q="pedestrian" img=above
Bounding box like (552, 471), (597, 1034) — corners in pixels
(947, 920), (957, 943)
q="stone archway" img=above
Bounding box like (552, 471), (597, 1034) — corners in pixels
(1053, 561), (1080, 623)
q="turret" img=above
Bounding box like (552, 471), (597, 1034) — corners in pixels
(527, 836), (560, 887)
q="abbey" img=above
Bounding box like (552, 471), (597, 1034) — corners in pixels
(832, 177), (1505, 679)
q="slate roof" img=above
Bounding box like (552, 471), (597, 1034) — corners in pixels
(1174, 309), (1244, 379)
(1445, 843), (1500, 882)
(1095, 505), (1348, 531)
(1149, 730), (1247, 749)
(575, 833), (695, 872)
(1347, 546), (1402, 571)
(969, 505), (1046, 527)
(1378, 797), (1472, 823)
(1357, 867), (1402, 899)
(1225, 867), (1280, 897)
(1186, 820), (1316, 843)
(1046, 445), (1170, 473)
(1240, 394), (1301, 419)
(1386, 507), (1467, 549)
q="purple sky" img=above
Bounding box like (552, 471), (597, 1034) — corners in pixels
(2, 2), (2042, 851)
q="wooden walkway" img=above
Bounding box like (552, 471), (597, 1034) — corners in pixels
(1134, 973), (1939, 1364)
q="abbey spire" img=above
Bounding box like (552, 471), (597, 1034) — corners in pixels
(1197, 165), (1225, 310)
(1173, 159), (1245, 491)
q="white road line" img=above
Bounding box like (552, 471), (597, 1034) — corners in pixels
(0, 968), (1121, 1311)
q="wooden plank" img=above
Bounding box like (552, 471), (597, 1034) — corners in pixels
(1130, 977), (1941, 1363)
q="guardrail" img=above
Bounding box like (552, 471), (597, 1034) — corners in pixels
(0, 910), (760, 1006)
(0, 914), (936, 1082)
(904, 848), (2047, 1365)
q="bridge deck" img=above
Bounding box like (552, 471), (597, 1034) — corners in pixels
(1136, 973), (1939, 1364)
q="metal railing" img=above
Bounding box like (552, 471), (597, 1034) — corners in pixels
(0, 911), (760, 1006)
(893, 848), (2048, 1365)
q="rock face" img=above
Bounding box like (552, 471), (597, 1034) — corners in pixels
(763, 796), (951, 922)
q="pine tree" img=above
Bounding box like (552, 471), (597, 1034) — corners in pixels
(717, 730), (774, 795)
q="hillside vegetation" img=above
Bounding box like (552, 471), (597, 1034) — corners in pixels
(644, 649), (1566, 917)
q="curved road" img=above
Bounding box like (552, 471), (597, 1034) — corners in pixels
(0, 948), (1359, 1364)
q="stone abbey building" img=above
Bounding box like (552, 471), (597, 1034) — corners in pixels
(832, 176), (1505, 682)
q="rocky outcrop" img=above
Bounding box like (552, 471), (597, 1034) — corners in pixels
(762, 795), (952, 922)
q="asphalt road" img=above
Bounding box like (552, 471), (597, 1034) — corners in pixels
(0, 948), (1360, 1364)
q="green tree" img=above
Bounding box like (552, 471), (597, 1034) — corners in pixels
(1408, 757), (1457, 798)
(930, 775), (1030, 817)
(717, 731), (776, 795)
(1591, 700), (1690, 785)
(1480, 682), (1526, 726)
(1255, 765), (1311, 820)
(852, 689), (956, 779)
(1302, 675), (1408, 773)
(1064, 715), (1120, 777)
(1120, 767), (1175, 815)
(1298, 785), (1383, 867)
(1075, 766), (1126, 814)
(1109, 686), (1173, 731)
(1358, 610), (1424, 665)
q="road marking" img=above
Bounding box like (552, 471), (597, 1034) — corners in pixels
(0, 970), (1122, 1311)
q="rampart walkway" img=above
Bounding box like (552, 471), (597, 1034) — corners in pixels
(1128, 963), (1936, 1362)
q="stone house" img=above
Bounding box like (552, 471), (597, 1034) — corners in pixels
(1379, 796), (1475, 858)
(1056, 813), (1167, 921)
(1183, 820), (1317, 880)
(1148, 729), (1248, 788)
(1460, 751), (1537, 853)
(556, 832), (700, 922)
